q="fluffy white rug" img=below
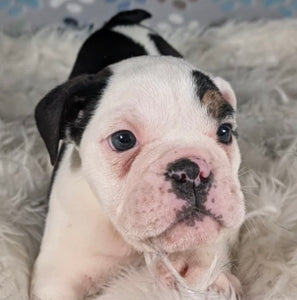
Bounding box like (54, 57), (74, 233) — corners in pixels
(0, 19), (297, 300)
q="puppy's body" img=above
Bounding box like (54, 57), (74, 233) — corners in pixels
(31, 10), (245, 300)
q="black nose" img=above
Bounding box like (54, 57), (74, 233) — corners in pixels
(166, 158), (200, 183)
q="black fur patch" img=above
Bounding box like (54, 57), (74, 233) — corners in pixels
(35, 68), (112, 165)
(192, 70), (219, 100)
(149, 34), (182, 58)
(215, 101), (235, 120)
(69, 9), (181, 78)
(192, 70), (234, 120)
(65, 69), (112, 145)
(47, 143), (67, 197)
(69, 30), (147, 78)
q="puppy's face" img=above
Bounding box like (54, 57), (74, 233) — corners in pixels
(78, 56), (245, 253)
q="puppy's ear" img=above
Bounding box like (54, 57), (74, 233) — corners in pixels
(213, 77), (237, 109)
(35, 69), (111, 165)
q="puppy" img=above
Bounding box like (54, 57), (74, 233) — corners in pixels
(31, 9), (245, 300)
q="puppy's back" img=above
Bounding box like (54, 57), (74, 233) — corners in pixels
(69, 9), (181, 79)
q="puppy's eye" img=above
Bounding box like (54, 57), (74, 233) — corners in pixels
(110, 130), (137, 151)
(217, 123), (233, 144)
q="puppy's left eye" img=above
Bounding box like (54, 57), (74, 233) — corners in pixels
(217, 123), (233, 144)
(110, 130), (137, 151)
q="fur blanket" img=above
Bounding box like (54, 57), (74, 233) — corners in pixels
(0, 19), (297, 300)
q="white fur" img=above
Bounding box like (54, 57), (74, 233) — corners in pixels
(112, 25), (159, 55)
(0, 19), (297, 300)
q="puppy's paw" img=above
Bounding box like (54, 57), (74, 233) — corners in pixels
(208, 272), (242, 300)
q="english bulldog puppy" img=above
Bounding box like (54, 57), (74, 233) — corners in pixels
(31, 9), (245, 300)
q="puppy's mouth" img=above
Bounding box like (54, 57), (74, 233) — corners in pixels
(151, 202), (223, 243)
(175, 204), (223, 227)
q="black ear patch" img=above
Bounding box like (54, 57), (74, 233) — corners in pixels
(104, 9), (151, 28)
(35, 68), (112, 165)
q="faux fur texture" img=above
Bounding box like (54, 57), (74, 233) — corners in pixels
(0, 19), (296, 300)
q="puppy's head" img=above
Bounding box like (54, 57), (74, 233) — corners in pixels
(36, 56), (245, 253)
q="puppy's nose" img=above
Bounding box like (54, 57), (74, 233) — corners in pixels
(166, 158), (208, 184)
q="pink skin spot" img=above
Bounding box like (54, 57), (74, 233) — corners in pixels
(197, 159), (211, 179)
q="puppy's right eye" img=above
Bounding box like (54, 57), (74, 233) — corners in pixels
(110, 130), (137, 152)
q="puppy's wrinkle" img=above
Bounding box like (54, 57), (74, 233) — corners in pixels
(116, 147), (141, 178)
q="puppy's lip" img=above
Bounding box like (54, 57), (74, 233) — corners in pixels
(177, 208), (224, 226)
(150, 207), (223, 241)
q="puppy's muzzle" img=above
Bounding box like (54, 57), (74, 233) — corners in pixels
(165, 158), (213, 207)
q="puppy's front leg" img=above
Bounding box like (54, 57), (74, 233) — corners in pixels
(31, 188), (137, 300)
(31, 226), (136, 300)
(31, 253), (106, 300)
(31, 251), (128, 300)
